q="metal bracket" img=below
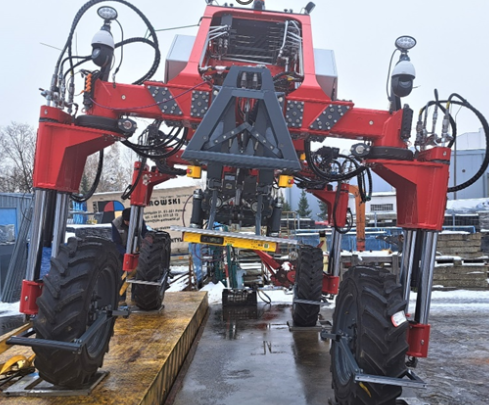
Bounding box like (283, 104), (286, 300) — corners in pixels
(191, 90), (210, 118)
(2, 371), (108, 397)
(285, 100), (304, 128)
(7, 308), (126, 354)
(146, 86), (182, 116)
(309, 103), (350, 131)
(321, 328), (428, 389)
(292, 298), (323, 306)
(126, 271), (169, 287)
(182, 66), (301, 171)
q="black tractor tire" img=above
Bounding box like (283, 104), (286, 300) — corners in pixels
(292, 245), (323, 327)
(33, 237), (120, 388)
(132, 231), (171, 311)
(331, 266), (409, 405)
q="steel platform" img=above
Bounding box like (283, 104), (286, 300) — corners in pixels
(0, 291), (208, 404)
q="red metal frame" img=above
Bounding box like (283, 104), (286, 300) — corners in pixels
(406, 322), (431, 358)
(253, 250), (296, 288)
(322, 275), (339, 295)
(24, 4), (455, 361)
(33, 5), (450, 236)
(19, 280), (43, 315)
(311, 184), (350, 228)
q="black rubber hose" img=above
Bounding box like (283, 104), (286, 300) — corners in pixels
(71, 150), (104, 203)
(60, 0), (160, 86)
(121, 157), (147, 200)
(417, 100), (458, 148)
(304, 140), (366, 182)
(419, 98), (489, 193)
(122, 129), (187, 159)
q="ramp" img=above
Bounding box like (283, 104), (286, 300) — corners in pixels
(0, 291), (208, 404)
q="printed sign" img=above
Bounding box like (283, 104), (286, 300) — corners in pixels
(88, 186), (198, 253)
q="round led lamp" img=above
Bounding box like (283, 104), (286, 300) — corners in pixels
(97, 6), (118, 21)
(395, 36), (416, 51)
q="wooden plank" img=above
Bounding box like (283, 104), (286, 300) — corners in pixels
(0, 291), (208, 405)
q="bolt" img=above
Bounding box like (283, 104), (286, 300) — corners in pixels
(369, 120), (374, 125)
(122, 95), (126, 100)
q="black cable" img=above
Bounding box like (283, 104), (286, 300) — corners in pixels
(122, 128), (188, 159)
(357, 171), (366, 202)
(60, 0), (160, 89)
(418, 98), (489, 192)
(417, 100), (457, 148)
(356, 167), (372, 203)
(71, 150), (104, 202)
(112, 19), (124, 85)
(63, 56), (92, 82)
(304, 140), (366, 182)
(365, 166), (373, 201)
(121, 157), (147, 200)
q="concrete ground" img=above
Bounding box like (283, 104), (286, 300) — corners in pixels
(169, 292), (489, 405)
(170, 303), (335, 405)
(2, 290), (489, 405)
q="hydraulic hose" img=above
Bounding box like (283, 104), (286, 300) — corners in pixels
(419, 98), (489, 193)
(304, 140), (366, 182)
(71, 150), (104, 203)
(56, 0), (160, 91)
(121, 157), (147, 200)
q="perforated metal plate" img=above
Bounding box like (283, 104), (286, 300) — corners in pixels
(310, 104), (350, 131)
(146, 86), (182, 116)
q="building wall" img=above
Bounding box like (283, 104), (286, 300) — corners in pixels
(0, 193), (33, 239)
(448, 149), (488, 200)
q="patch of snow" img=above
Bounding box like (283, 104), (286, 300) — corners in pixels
(200, 282), (225, 304)
(439, 230), (470, 235)
(167, 276), (189, 293)
(0, 302), (21, 317)
(171, 265), (190, 275)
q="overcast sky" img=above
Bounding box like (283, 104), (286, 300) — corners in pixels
(1, 0), (488, 143)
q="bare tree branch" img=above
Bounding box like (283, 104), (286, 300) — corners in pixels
(0, 122), (36, 193)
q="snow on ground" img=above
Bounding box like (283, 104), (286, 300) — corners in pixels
(0, 301), (22, 317)
(3, 276), (489, 316)
(409, 289), (489, 314)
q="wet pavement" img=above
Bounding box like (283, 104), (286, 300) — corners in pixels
(413, 293), (489, 405)
(1, 291), (489, 404)
(171, 303), (335, 405)
(170, 294), (489, 405)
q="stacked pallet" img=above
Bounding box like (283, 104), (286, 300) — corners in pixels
(433, 262), (487, 288)
(434, 232), (488, 289)
(436, 232), (483, 258)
